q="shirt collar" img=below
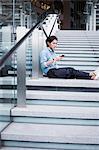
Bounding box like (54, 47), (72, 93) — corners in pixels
(48, 47), (54, 52)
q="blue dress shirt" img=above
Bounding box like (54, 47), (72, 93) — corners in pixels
(40, 47), (58, 75)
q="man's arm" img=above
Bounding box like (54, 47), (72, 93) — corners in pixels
(46, 54), (64, 65)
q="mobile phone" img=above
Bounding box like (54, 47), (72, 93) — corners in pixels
(60, 54), (64, 57)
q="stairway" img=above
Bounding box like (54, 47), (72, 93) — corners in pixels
(0, 30), (99, 150)
(56, 30), (99, 71)
(0, 78), (99, 150)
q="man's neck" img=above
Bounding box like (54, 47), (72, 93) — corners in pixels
(48, 47), (54, 52)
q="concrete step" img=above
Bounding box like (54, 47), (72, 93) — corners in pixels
(0, 122), (9, 132)
(57, 35), (99, 38)
(57, 58), (98, 62)
(55, 52), (99, 57)
(0, 90), (99, 107)
(0, 77), (99, 88)
(57, 34), (99, 37)
(57, 40), (99, 43)
(11, 65), (99, 72)
(0, 90), (99, 102)
(0, 103), (14, 116)
(10, 66), (98, 72)
(58, 41), (99, 44)
(0, 104), (13, 128)
(13, 54), (99, 62)
(57, 45), (99, 48)
(27, 78), (99, 88)
(0, 77), (17, 85)
(58, 32), (99, 36)
(1, 122), (99, 149)
(56, 49), (99, 53)
(57, 65), (98, 71)
(11, 105), (99, 125)
(1, 147), (46, 150)
(12, 105), (99, 120)
(59, 57), (98, 62)
(57, 31), (99, 35)
(57, 61), (99, 66)
(26, 90), (99, 102)
(56, 47), (99, 51)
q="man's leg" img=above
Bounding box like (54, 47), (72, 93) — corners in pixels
(72, 68), (91, 79)
(47, 67), (91, 79)
(47, 68), (73, 78)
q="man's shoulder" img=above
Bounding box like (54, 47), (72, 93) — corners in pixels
(41, 48), (49, 54)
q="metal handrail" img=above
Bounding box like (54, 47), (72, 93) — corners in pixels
(0, 21), (40, 68)
(0, 8), (54, 68)
(49, 17), (58, 37)
(41, 16), (58, 38)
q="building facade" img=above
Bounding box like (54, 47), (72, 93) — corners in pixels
(0, 0), (99, 30)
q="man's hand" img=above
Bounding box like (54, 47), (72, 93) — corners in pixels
(54, 55), (64, 61)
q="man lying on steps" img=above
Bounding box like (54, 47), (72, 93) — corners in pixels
(40, 35), (99, 80)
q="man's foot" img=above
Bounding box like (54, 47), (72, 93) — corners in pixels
(94, 68), (99, 80)
(90, 72), (96, 80)
(90, 68), (99, 80)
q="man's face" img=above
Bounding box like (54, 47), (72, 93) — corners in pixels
(48, 39), (57, 49)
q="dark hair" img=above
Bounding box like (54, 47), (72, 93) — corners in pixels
(46, 36), (58, 47)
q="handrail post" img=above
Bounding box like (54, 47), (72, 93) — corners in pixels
(17, 27), (26, 106)
(32, 28), (43, 78)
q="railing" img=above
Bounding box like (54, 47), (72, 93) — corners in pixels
(0, 8), (59, 106)
(0, 5), (59, 148)
(0, 9), (55, 68)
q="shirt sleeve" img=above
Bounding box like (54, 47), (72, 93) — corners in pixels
(40, 51), (48, 68)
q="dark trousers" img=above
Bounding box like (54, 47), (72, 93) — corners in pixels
(47, 67), (91, 79)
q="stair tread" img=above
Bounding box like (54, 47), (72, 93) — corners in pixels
(57, 61), (99, 66)
(0, 89), (99, 101)
(0, 122), (9, 132)
(0, 90), (99, 102)
(56, 48), (99, 51)
(56, 49), (99, 52)
(1, 122), (99, 144)
(57, 66), (98, 71)
(1, 147), (44, 150)
(57, 45), (99, 48)
(0, 103), (14, 115)
(0, 78), (99, 87)
(27, 78), (99, 88)
(55, 53), (99, 57)
(12, 105), (99, 119)
(57, 41), (99, 44)
(27, 90), (99, 101)
(54, 58), (98, 61)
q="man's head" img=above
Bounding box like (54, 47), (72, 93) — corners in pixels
(46, 36), (58, 49)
